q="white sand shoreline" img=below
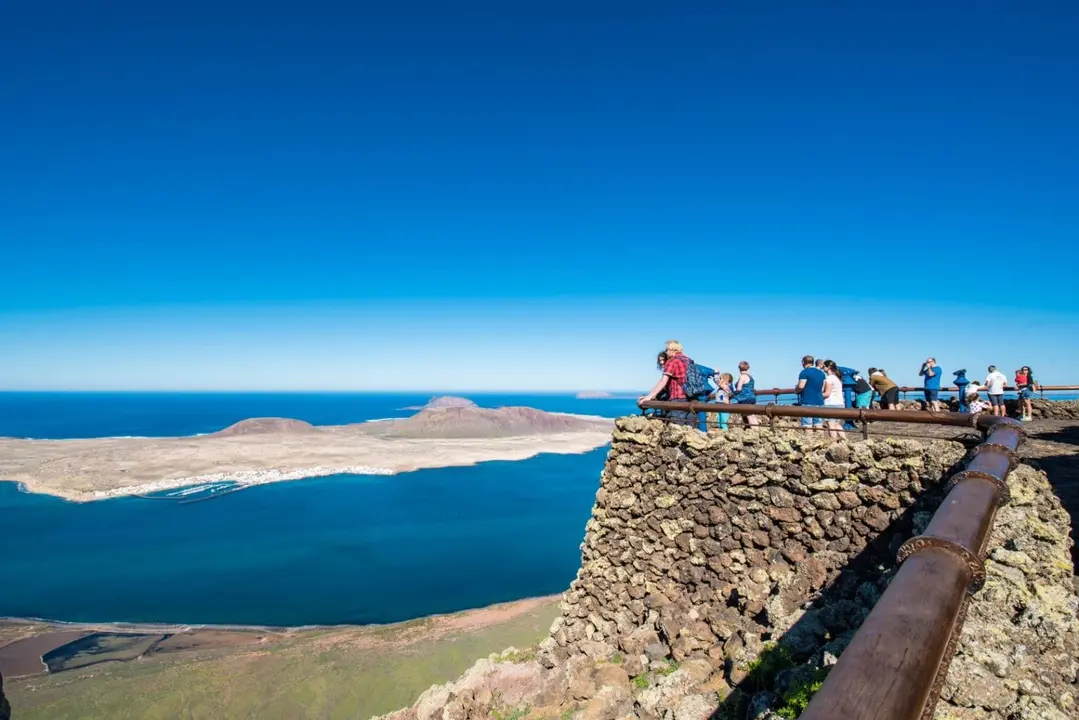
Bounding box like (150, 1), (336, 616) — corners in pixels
(4, 429), (612, 503)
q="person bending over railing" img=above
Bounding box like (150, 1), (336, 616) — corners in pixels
(638, 340), (694, 424)
(868, 368), (901, 410)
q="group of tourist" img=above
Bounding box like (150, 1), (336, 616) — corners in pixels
(963, 365), (1040, 421)
(638, 341), (1042, 432)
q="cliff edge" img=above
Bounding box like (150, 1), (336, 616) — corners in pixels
(378, 418), (1078, 720)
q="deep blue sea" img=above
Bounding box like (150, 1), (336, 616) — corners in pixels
(0, 392), (632, 626)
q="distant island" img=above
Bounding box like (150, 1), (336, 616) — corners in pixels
(363, 405), (606, 438)
(0, 399), (613, 502)
(576, 391), (614, 399)
(401, 396), (477, 411)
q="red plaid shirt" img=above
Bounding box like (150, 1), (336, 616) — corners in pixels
(663, 354), (688, 400)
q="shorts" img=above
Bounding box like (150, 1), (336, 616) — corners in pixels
(989, 394), (1004, 407)
(854, 390), (873, 409)
(800, 403), (823, 427)
(733, 394), (757, 404)
(924, 389), (939, 403)
(880, 388), (899, 408)
(1020, 388), (1035, 400)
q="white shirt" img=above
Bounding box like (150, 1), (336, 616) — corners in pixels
(984, 371), (1007, 395)
(824, 375), (845, 407)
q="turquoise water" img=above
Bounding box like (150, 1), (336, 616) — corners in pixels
(0, 448), (607, 626)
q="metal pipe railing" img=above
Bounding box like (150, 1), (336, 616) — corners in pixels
(801, 415), (1023, 720)
(751, 384), (1079, 399)
(639, 399), (981, 428)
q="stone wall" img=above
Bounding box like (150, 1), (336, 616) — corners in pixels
(544, 417), (966, 677)
(379, 417), (1078, 720)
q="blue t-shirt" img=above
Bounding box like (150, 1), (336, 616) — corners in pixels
(922, 365), (943, 390)
(798, 367), (827, 406)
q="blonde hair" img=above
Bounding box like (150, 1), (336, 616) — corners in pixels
(720, 372), (734, 384)
(665, 340), (683, 354)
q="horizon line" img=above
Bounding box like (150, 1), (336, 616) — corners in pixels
(0, 388), (641, 395)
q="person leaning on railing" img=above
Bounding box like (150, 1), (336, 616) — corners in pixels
(638, 340), (693, 423)
(731, 360), (760, 426)
(868, 367), (900, 410)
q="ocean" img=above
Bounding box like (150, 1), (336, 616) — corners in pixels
(0, 392), (631, 627)
(0, 447), (610, 626)
(0, 391), (640, 439)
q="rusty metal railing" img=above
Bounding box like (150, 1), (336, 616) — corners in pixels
(749, 384), (1079, 403)
(802, 414), (1023, 720)
(639, 399), (985, 440)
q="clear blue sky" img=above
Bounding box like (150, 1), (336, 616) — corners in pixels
(2, 1), (1077, 391)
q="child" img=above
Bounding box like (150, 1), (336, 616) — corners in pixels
(966, 386), (991, 414)
(715, 372), (734, 430)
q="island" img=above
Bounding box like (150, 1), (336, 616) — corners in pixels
(0, 402), (613, 502)
(575, 391), (614, 399)
(400, 395), (477, 410)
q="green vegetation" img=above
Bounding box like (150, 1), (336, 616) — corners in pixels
(744, 642), (796, 691)
(492, 704), (531, 720)
(609, 652), (623, 664)
(4, 601), (561, 720)
(496, 647), (538, 663)
(631, 674), (649, 689)
(559, 708), (576, 720)
(655, 658), (678, 677)
(775, 667), (830, 719)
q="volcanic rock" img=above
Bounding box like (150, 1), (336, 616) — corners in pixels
(210, 418), (318, 436)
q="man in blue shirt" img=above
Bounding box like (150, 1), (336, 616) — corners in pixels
(796, 355), (827, 431)
(919, 357), (944, 412)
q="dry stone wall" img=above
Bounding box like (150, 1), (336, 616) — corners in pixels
(544, 417), (967, 680)
(379, 417), (1078, 720)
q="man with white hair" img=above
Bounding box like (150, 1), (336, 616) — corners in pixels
(640, 340), (688, 405)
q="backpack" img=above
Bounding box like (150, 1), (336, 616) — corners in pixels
(681, 357), (712, 400)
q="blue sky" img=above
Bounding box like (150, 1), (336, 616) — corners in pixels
(2, 1), (1077, 391)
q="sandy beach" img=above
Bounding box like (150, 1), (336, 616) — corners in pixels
(0, 418), (613, 502)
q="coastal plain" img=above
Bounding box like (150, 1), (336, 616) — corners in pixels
(0, 406), (613, 501)
(0, 597), (561, 720)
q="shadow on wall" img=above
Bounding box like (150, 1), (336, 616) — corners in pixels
(1, 671), (9, 720)
(705, 476), (957, 718)
(546, 418), (976, 718)
(1023, 424), (1079, 570)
